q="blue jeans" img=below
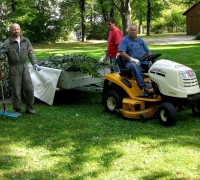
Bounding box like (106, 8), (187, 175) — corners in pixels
(110, 58), (119, 73)
(125, 61), (149, 88)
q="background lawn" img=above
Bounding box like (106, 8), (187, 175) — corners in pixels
(0, 35), (200, 180)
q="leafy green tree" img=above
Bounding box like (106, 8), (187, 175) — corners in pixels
(98, 0), (114, 22)
(0, 0), (64, 43)
(170, 0), (200, 6)
(0, 1), (11, 40)
(79, 0), (86, 42)
(150, 3), (186, 34)
(111, 0), (131, 35)
(131, 0), (168, 35)
(86, 0), (122, 40)
(131, 0), (146, 34)
(146, 0), (169, 35)
(0, 0), (191, 43)
(60, 0), (101, 41)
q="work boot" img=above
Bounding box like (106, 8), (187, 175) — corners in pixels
(25, 108), (36, 115)
(142, 89), (150, 97)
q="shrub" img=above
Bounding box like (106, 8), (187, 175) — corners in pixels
(0, 60), (12, 99)
(194, 33), (200, 40)
(38, 54), (109, 78)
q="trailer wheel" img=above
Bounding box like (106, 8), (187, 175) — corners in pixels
(158, 102), (177, 126)
(192, 105), (200, 117)
(104, 91), (122, 113)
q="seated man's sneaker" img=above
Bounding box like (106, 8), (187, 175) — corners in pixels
(142, 89), (150, 97)
(25, 108), (36, 115)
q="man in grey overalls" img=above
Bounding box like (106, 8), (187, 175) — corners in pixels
(0, 23), (40, 115)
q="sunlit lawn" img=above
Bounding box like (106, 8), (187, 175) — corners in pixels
(33, 41), (107, 60)
(1, 35), (200, 179)
(34, 37), (200, 80)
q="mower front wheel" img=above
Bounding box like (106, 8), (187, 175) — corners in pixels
(158, 102), (177, 126)
(104, 90), (122, 113)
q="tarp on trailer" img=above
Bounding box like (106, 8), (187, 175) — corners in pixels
(28, 64), (61, 105)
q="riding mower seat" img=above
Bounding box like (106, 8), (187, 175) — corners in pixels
(116, 55), (132, 78)
(116, 55), (149, 79)
(116, 55), (154, 95)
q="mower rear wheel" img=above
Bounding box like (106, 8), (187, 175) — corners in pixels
(104, 90), (122, 113)
(158, 102), (177, 126)
(192, 105), (200, 117)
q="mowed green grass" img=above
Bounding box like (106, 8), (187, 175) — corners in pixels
(34, 39), (200, 79)
(0, 36), (200, 180)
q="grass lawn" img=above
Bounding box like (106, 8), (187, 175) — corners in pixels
(1, 35), (200, 179)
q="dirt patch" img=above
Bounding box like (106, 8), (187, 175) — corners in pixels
(0, 98), (12, 105)
(142, 35), (199, 45)
(87, 35), (200, 45)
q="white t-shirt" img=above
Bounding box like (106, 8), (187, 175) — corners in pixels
(16, 39), (21, 53)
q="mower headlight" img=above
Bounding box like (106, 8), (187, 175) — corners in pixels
(179, 70), (196, 79)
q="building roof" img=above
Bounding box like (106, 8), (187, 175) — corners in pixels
(182, 2), (199, 15)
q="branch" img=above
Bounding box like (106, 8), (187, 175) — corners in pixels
(111, 0), (121, 11)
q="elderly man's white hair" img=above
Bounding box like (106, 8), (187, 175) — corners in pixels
(126, 24), (138, 32)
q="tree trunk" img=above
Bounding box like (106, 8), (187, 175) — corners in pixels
(79, 0), (86, 42)
(11, 0), (17, 12)
(139, 20), (143, 34)
(112, 0), (131, 36)
(110, 1), (114, 18)
(146, 0), (151, 36)
(99, 0), (108, 22)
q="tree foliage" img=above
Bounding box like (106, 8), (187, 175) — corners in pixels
(0, 0), (194, 43)
(170, 0), (200, 6)
(0, 0), (64, 43)
(111, 0), (131, 36)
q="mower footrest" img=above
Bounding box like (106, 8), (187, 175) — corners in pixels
(122, 98), (145, 111)
(120, 105), (159, 119)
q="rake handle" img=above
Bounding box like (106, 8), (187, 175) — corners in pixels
(0, 67), (6, 111)
(0, 67), (2, 81)
(3, 103), (6, 111)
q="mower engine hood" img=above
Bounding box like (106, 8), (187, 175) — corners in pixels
(148, 59), (200, 98)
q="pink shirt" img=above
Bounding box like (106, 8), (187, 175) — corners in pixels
(107, 27), (123, 58)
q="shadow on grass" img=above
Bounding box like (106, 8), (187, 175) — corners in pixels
(53, 89), (90, 105)
(1, 90), (200, 179)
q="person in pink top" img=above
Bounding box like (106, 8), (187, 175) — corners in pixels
(106, 18), (123, 73)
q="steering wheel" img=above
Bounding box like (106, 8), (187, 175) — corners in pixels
(143, 53), (162, 62)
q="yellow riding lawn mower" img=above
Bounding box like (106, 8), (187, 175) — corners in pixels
(102, 54), (200, 126)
